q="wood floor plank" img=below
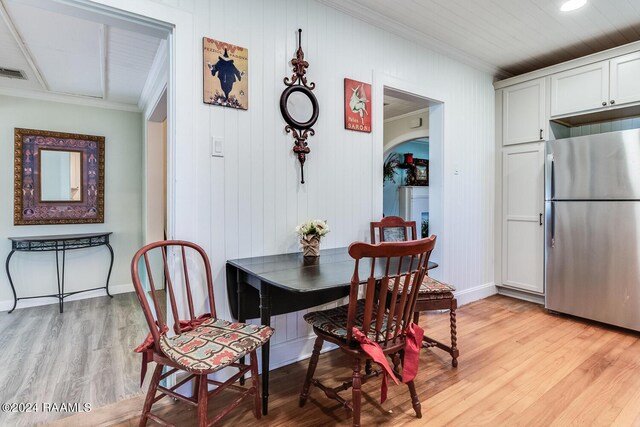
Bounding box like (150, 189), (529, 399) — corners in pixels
(455, 327), (628, 426)
(51, 295), (640, 427)
(548, 337), (640, 427)
(0, 293), (149, 427)
(423, 313), (592, 425)
(610, 377), (640, 426)
(492, 327), (633, 427)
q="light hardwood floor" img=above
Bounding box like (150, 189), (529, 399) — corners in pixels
(0, 293), (149, 427)
(51, 295), (640, 426)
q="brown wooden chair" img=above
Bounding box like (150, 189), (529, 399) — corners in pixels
(131, 240), (274, 427)
(299, 237), (436, 426)
(371, 216), (459, 367)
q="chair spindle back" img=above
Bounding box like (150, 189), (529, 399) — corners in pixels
(370, 216), (417, 244)
(131, 240), (216, 347)
(346, 236), (436, 346)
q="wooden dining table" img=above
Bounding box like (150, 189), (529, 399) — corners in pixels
(226, 246), (437, 415)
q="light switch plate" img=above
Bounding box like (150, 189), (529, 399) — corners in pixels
(211, 136), (224, 157)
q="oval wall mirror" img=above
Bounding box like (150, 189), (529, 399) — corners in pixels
(280, 85), (318, 130)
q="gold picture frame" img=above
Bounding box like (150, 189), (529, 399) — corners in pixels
(14, 128), (105, 225)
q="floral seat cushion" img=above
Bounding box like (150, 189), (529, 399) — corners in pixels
(390, 274), (456, 300)
(159, 318), (274, 373)
(303, 300), (399, 343)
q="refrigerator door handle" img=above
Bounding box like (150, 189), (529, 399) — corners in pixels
(545, 153), (554, 201)
(550, 201), (555, 248)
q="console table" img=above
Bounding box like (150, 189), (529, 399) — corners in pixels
(5, 232), (114, 313)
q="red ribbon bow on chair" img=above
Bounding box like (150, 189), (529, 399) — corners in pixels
(176, 313), (212, 333)
(351, 322), (424, 403)
(351, 328), (400, 403)
(402, 322), (424, 383)
(134, 313), (212, 386)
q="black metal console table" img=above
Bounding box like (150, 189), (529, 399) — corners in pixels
(5, 232), (114, 313)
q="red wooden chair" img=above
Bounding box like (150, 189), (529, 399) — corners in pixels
(131, 240), (274, 427)
(299, 237), (436, 426)
(371, 216), (459, 367)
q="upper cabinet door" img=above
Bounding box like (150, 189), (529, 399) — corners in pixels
(502, 78), (546, 146)
(610, 52), (640, 107)
(550, 62), (609, 117)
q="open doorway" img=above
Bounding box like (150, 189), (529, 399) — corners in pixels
(146, 89), (168, 246)
(383, 88), (430, 233)
(0, 1), (174, 424)
(380, 86), (444, 266)
(144, 89), (168, 294)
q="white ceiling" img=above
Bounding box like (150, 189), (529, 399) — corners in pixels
(3, 0), (638, 106)
(0, 0), (169, 108)
(319, 0), (640, 78)
(384, 89), (429, 119)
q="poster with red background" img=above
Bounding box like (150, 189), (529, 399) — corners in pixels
(344, 78), (372, 133)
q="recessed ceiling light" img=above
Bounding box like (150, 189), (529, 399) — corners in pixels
(560, 0), (587, 12)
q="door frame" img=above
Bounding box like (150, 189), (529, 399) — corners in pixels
(144, 87), (168, 246)
(373, 72), (447, 269)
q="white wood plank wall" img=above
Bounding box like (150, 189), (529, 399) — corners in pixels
(146, 0), (496, 368)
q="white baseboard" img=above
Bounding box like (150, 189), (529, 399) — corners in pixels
(496, 286), (545, 305)
(266, 335), (338, 372)
(0, 283), (134, 312)
(453, 282), (497, 306)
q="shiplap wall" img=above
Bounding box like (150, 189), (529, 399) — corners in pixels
(109, 0), (497, 368)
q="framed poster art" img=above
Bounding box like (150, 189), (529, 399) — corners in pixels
(344, 78), (371, 133)
(414, 158), (429, 186)
(203, 37), (248, 110)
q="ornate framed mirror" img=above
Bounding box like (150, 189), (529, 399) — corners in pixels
(280, 29), (319, 184)
(14, 128), (105, 225)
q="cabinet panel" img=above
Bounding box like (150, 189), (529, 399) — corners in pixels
(503, 79), (545, 145)
(550, 62), (609, 117)
(610, 52), (640, 107)
(502, 144), (544, 294)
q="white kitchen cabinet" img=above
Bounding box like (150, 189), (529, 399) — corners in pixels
(609, 51), (640, 107)
(399, 186), (428, 229)
(502, 143), (544, 294)
(502, 78), (546, 145)
(551, 52), (640, 118)
(550, 61), (609, 117)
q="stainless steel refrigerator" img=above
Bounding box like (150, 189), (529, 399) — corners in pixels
(545, 128), (640, 331)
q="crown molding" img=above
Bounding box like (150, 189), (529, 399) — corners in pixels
(316, 0), (510, 80)
(0, 86), (141, 112)
(493, 39), (640, 90)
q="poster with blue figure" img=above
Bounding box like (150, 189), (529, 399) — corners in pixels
(203, 37), (248, 110)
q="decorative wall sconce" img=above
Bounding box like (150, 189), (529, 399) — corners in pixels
(280, 29), (319, 184)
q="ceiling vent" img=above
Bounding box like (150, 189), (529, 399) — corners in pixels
(0, 67), (27, 80)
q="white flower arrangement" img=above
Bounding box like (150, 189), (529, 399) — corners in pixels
(295, 219), (330, 240)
